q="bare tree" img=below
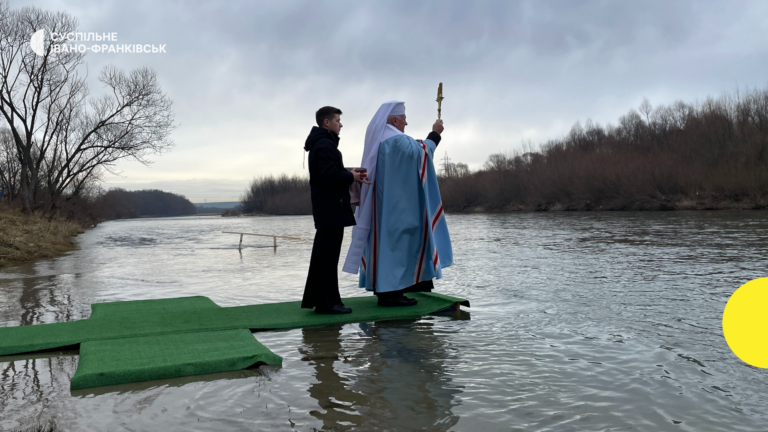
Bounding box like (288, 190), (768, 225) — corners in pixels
(639, 97), (653, 124)
(483, 152), (511, 171)
(439, 161), (470, 178)
(454, 162), (470, 177)
(0, 127), (20, 201)
(0, 2), (175, 213)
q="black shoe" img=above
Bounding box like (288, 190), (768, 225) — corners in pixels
(377, 295), (418, 307)
(315, 304), (352, 315)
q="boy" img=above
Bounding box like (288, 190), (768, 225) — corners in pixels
(301, 106), (364, 314)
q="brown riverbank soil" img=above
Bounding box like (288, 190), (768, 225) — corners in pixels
(0, 206), (85, 267)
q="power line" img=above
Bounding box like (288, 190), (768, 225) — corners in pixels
(441, 152), (452, 176)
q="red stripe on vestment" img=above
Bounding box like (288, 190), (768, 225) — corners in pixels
(431, 204), (444, 230)
(415, 211), (429, 284)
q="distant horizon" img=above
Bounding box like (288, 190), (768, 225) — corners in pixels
(193, 200), (240, 207)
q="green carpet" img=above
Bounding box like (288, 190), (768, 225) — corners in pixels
(70, 329), (282, 390)
(0, 292), (468, 356)
(0, 292), (468, 389)
(89, 295), (221, 319)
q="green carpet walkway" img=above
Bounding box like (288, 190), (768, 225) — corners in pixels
(0, 292), (469, 390)
(70, 329), (282, 390)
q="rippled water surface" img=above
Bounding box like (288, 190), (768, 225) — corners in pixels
(1, 212), (767, 431)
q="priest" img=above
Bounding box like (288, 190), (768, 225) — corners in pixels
(342, 101), (453, 307)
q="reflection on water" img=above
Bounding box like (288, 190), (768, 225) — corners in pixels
(300, 318), (465, 431)
(0, 212), (767, 431)
(302, 325), (368, 429)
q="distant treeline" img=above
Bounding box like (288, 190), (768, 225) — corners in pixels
(96, 189), (197, 219)
(440, 86), (768, 211)
(239, 86), (768, 214)
(241, 175), (311, 215)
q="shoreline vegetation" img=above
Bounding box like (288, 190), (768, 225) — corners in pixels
(0, 190), (198, 267)
(241, 86), (768, 214)
(0, 205), (84, 268)
(437, 87), (768, 212)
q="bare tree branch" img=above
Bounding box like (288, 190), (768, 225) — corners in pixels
(0, 1), (176, 214)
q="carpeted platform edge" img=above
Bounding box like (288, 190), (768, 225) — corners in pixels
(70, 329), (282, 390)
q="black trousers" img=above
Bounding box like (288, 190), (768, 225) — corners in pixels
(376, 280), (434, 299)
(301, 228), (344, 309)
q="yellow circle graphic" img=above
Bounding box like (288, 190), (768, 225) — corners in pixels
(723, 278), (768, 368)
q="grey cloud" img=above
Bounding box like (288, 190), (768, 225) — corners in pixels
(8, 0), (768, 201)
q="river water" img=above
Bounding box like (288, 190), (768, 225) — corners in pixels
(0, 212), (766, 431)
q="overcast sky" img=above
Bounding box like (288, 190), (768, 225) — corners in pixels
(10, 0), (768, 202)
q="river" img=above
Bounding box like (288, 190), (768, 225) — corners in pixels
(1, 212), (766, 431)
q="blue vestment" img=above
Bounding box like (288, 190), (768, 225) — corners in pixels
(357, 134), (453, 293)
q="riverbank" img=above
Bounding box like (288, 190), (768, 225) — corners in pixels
(446, 196), (767, 213)
(0, 207), (85, 268)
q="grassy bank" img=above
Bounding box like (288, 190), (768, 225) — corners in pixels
(0, 206), (85, 267)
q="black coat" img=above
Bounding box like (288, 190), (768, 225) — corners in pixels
(304, 127), (356, 229)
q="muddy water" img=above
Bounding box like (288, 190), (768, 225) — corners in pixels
(1, 212), (766, 431)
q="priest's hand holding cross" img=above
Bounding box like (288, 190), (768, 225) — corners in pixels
(432, 119), (444, 134)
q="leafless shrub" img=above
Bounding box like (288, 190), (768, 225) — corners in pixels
(439, 86), (768, 211)
(241, 174), (311, 215)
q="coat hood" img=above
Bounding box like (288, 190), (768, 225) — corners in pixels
(304, 126), (339, 151)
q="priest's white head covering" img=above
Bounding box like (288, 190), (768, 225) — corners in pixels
(360, 101), (405, 168)
(342, 101), (405, 274)
(388, 102), (405, 116)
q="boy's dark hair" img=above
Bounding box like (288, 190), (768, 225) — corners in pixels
(316, 106), (342, 128)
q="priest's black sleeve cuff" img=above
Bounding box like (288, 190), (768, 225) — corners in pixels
(427, 131), (441, 146)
